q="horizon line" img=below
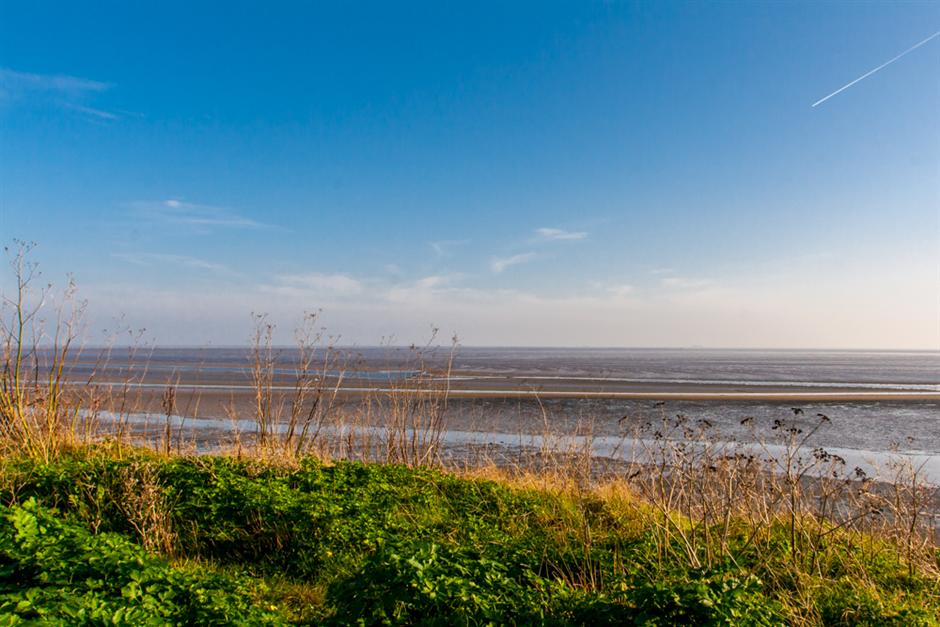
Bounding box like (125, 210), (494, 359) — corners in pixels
(53, 343), (940, 353)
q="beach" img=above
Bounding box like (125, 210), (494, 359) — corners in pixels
(68, 347), (938, 467)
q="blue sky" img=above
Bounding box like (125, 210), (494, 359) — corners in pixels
(1, 1), (938, 348)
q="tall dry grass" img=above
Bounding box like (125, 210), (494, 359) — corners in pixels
(0, 241), (88, 461)
(241, 310), (349, 457)
(618, 409), (938, 577)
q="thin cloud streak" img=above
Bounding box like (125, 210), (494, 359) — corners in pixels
(64, 103), (119, 120)
(0, 67), (119, 120)
(535, 227), (587, 241)
(132, 199), (272, 230)
(606, 284), (635, 297)
(812, 31), (940, 107)
(491, 252), (536, 273)
(0, 68), (111, 95)
(276, 272), (363, 294)
(589, 280), (635, 298)
(112, 252), (231, 274)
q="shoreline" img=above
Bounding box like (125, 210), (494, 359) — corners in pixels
(79, 379), (940, 402)
(93, 410), (940, 488)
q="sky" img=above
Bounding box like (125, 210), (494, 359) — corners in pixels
(1, 1), (938, 349)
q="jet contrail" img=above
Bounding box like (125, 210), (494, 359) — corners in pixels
(812, 30), (940, 107)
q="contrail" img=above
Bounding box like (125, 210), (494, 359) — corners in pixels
(812, 30), (940, 107)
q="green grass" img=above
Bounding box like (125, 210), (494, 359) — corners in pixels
(0, 447), (936, 625)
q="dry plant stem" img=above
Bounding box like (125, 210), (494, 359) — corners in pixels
(0, 241), (86, 461)
(285, 311), (346, 458)
(250, 313), (276, 449)
(162, 382), (177, 456)
(117, 463), (176, 556)
(376, 330), (455, 468)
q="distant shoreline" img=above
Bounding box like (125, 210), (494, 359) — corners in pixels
(80, 380), (940, 402)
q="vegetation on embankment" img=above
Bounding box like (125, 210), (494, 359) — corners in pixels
(0, 245), (937, 624)
(0, 446), (936, 625)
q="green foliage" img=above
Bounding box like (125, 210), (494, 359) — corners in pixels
(624, 570), (783, 626)
(0, 449), (935, 625)
(0, 499), (284, 625)
(327, 541), (549, 626)
(816, 579), (939, 626)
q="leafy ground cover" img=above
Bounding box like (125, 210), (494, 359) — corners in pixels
(0, 447), (936, 625)
(0, 499), (282, 625)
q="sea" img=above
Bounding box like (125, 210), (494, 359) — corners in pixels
(73, 347), (939, 475)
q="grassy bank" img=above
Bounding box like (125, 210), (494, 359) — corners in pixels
(0, 446), (936, 625)
(0, 247), (937, 624)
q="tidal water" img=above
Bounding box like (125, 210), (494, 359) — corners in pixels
(74, 347), (938, 458)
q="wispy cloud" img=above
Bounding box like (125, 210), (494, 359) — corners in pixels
(385, 275), (459, 304)
(413, 275), (449, 289)
(491, 252), (536, 273)
(535, 227), (587, 241)
(0, 67), (119, 119)
(112, 252), (231, 274)
(64, 103), (119, 120)
(812, 31), (940, 107)
(132, 199), (271, 231)
(0, 68), (111, 95)
(276, 272), (363, 295)
(263, 272), (464, 307)
(589, 280), (635, 298)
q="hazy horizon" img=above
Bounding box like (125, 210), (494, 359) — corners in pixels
(53, 343), (940, 353)
(2, 2), (938, 349)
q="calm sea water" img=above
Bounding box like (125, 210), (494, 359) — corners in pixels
(75, 346), (940, 388)
(445, 347), (939, 389)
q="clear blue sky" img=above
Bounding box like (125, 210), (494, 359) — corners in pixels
(1, 1), (938, 348)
